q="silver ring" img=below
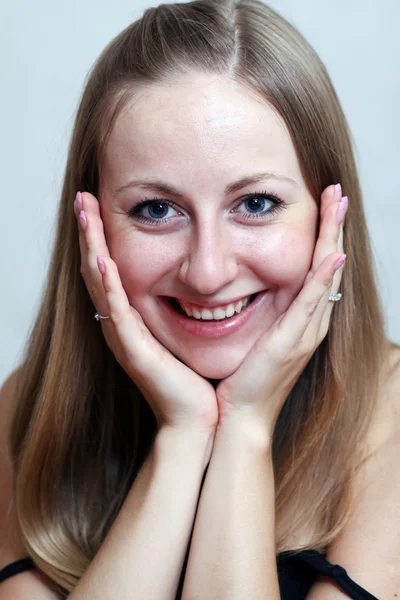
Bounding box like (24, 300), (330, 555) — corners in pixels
(94, 312), (110, 320)
(328, 293), (342, 302)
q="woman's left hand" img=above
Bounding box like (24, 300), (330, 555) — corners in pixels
(215, 183), (348, 441)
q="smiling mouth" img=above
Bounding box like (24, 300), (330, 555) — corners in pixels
(168, 294), (258, 320)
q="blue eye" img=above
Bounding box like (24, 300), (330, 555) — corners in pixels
(127, 199), (179, 226)
(234, 192), (285, 220)
(126, 190), (285, 226)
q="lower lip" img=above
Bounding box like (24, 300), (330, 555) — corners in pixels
(159, 291), (269, 339)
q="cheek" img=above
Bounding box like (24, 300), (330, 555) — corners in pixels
(253, 224), (316, 286)
(104, 210), (318, 300)
(107, 233), (171, 297)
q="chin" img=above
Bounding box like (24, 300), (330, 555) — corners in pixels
(182, 357), (239, 380)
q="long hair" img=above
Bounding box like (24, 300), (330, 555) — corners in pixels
(10, 0), (388, 594)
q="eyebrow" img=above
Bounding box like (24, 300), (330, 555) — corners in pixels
(113, 171), (299, 199)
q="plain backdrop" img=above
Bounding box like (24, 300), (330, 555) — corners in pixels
(1, 0), (399, 383)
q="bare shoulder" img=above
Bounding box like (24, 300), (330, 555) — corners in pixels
(379, 340), (400, 429)
(364, 339), (400, 456)
(0, 570), (62, 599)
(0, 367), (24, 475)
(0, 369), (20, 444)
(0, 369), (61, 598)
(0, 367), (27, 567)
(384, 339), (400, 382)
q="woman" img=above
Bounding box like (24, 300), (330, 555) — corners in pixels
(0, 0), (399, 598)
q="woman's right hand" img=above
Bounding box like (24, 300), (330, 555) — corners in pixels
(74, 191), (219, 440)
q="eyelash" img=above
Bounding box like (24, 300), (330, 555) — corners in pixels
(126, 190), (286, 226)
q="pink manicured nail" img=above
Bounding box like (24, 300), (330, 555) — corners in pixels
(97, 255), (105, 275)
(333, 254), (346, 272)
(79, 210), (87, 232)
(75, 191), (82, 212)
(334, 183), (342, 199)
(336, 196), (348, 225)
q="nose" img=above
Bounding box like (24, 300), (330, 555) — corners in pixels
(178, 222), (238, 295)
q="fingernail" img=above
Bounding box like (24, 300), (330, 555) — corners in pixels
(336, 196), (348, 225)
(97, 255), (105, 275)
(333, 254), (347, 272)
(79, 210), (87, 232)
(334, 183), (342, 201)
(75, 191), (82, 212)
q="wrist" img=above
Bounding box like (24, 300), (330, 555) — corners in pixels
(155, 425), (215, 468)
(216, 412), (273, 453)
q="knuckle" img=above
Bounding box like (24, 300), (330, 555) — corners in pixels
(298, 339), (313, 358)
(89, 283), (100, 302)
(304, 300), (318, 318)
(324, 268), (334, 286)
(102, 278), (113, 294)
(109, 313), (120, 326)
(314, 263), (332, 288)
(109, 310), (124, 327)
(279, 346), (294, 365)
(322, 275), (332, 289)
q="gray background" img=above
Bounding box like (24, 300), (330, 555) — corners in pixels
(1, 0), (399, 383)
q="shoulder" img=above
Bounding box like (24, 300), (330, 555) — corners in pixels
(316, 341), (400, 597)
(385, 341), (400, 414)
(0, 366), (24, 477)
(382, 339), (400, 397)
(0, 367), (24, 472)
(0, 372), (70, 598)
(360, 339), (400, 458)
(0, 367), (26, 568)
(346, 338), (400, 498)
(0, 370), (19, 429)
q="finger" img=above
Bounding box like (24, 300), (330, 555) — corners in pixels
(79, 191), (110, 264)
(97, 256), (131, 323)
(276, 252), (346, 354)
(307, 184), (342, 282)
(304, 186), (347, 334)
(74, 191), (88, 262)
(331, 210), (345, 295)
(96, 255), (151, 370)
(316, 207), (346, 334)
(74, 191), (110, 316)
(311, 186), (347, 326)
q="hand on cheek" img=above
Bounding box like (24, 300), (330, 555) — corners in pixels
(75, 191), (220, 436)
(214, 183), (347, 440)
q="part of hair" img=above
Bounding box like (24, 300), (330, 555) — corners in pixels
(10, 0), (388, 595)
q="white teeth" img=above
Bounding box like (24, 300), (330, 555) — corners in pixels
(178, 296), (252, 320)
(185, 305), (193, 317)
(213, 308), (226, 320)
(225, 304), (235, 318)
(199, 309), (214, 320)
(234, 300), (243, 313)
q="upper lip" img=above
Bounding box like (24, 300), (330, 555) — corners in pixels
(167, 292), (259, 309)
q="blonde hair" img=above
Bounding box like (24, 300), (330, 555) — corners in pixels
(11, 0), (387, 595)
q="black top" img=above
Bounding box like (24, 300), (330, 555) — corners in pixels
(0, 552), (379, 599)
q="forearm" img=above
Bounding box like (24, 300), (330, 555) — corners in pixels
(69, 427), (212, 600)
(181, 418), (280, 600)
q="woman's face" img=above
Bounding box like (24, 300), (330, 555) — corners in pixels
(99, 73), (318, 379)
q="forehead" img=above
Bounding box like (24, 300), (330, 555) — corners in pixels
(102, 74), (303, 189)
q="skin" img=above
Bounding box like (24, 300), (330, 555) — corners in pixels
(72, 73), (350, 599)
(97, 73), (320, 380)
